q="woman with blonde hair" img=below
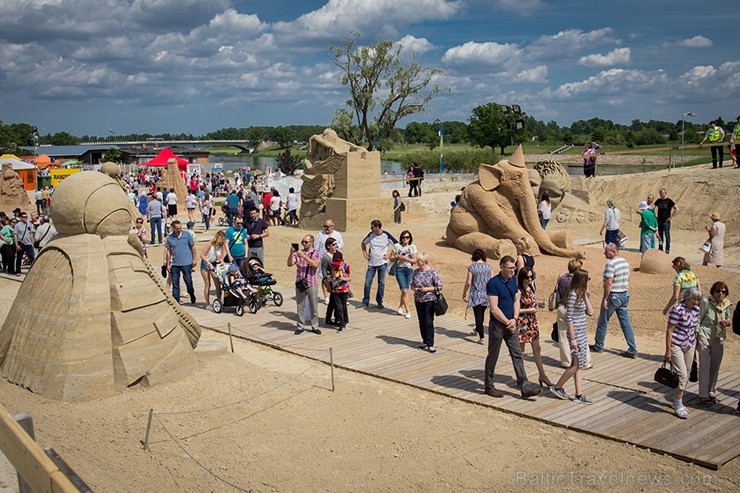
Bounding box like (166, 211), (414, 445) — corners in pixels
(200, 230), (230, 307)
(410, 252), (442, 353)
(549, 269), (595, 404)
(662, 257), (700, 315)
(554, 258), (591, 368)
(702, 213), (725, 268)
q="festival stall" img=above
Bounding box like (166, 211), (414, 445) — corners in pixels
(0, 154), (37, 190)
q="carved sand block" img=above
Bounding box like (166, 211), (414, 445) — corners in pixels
(0, 163), (31, 209)
(160, 158), (189, 206)
(445, 146), (585, 260)
(639, 249), (674, 274)
(0, 172), (201, 400)
(299, 128), (390, 231)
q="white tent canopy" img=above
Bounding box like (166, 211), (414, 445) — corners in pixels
(0, 157), (36, 170)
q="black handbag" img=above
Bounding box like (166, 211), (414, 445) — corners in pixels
(295, 279), (308, 292)
(551, 322), (559, 342)
(434, 290), (448, 316)
(654, 362), (679, 388)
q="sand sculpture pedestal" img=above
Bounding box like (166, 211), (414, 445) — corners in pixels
(299, 129), (390, 231)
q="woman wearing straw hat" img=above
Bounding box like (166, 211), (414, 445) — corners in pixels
(702, 213), (725, 268)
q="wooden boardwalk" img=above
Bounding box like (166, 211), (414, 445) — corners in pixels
(188, 281), (740, 470)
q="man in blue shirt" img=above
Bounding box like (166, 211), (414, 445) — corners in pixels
(226, 215), (247, 266)
(484, 256), (541, 399)
(147, 194), (164, 244)
(164, 220), (197, 304)
(225, 190), (241, 227)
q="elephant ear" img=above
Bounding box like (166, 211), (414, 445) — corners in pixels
(478, 163), (502, 191)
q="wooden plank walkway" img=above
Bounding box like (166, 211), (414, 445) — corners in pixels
(187, 279), (740, 470)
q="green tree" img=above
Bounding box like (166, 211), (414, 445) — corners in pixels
(102, 148), (124, 163)
(329, 31), (445, 151)
(468, 102), (525, 154)
(276, 148), (301, 175)
(443, 121), (469, 144)
(269, 126), (294, 148)
(330, 108), (363, 144)
(50, 131), (80, 146)
(245, 126), (266, 148)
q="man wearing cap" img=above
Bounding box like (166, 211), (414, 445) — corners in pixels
(654, 188), (678, 255)
(636, 201), (658, 253)
(591, 242), (638, 358)
(699, 121), (725, 169)
(164, 219), (197, 304)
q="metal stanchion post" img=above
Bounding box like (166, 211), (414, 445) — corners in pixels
(228, 323), (234, 353)
(141, 409), (154, 450)
(330, 347), (335, 392)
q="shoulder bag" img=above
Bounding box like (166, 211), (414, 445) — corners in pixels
(433, 271), (447, 316)
(654, 362), (679, 388)
(547, 287), (560, 311)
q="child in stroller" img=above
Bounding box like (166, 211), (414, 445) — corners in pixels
(212, 262), (258, 316)
(239, 257), (284, 308)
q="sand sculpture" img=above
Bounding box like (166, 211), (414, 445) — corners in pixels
(159, 158), (189, 205)
(0, 163), (31, 209)
(0, 172), (201, 401)
(445, 146), (585, 260)
(531, 159), (599, 225)
(101, 161), (141, 219)
(298, 128), (389, 231)
(638, 249), (674, 274)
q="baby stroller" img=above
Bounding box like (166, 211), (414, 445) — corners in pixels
(212, 263), (260, 316)
(240, 257), (283, 309)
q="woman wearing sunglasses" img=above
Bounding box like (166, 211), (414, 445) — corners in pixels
(696, 282), (732, 405)
(390, 230), (417, 319)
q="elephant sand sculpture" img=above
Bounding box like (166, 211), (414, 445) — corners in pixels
(445, 146), (585, 260)
(0, 171), (201, 400)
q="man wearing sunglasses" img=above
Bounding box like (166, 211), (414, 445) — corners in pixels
(316, 219), (344, 303)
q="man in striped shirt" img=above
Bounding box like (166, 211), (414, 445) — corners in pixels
(591, 243), (638, 358)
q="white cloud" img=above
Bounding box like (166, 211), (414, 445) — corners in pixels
(442, 41), (521, 66)
(493, 0), (547, 16)
(679, 65), (716, 86)
(578, 47), (631, 67)
(528, 28), (619, 60)
(515, 65), (548, 83)
(553, 68), (668, 98)
(397, 35), (435, 55)
(275, 0), (461, 41)
(678, 35), (713, 48)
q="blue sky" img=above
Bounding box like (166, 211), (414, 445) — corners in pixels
(0, 0), (737, 137)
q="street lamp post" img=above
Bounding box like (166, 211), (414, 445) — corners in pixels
(681, 111), (695, 167)
(438, 120), (445, 173)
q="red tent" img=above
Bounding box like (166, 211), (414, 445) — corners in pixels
(141, 148), (189, 170)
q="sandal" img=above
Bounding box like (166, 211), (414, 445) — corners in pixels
(426, 347), (437, 353)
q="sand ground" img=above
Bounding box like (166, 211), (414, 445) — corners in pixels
(0, 163), (739, 492)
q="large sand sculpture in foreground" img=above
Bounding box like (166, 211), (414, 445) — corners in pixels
(0, 172), (201, 400)
(446, 146), (585, 260)
(298, 128), (390, 231)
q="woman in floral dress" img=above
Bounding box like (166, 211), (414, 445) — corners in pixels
(517, 266), (551, 387)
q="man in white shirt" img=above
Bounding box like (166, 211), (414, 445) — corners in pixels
(360, 219), (398, 309)
(599, 200), (621, 246)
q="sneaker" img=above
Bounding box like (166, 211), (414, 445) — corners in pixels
(674, 406), (689, 419)
(573, 394), (593, 405)
(521, 385), (541, 399)
(377, 303), (385, 309)
(620, 350), (637, 359)
(323, 297), (329, 305)
(361, 303), (369, 309)
(190, 294), (196, 304)
(397, 308), (405, 316)
(337, 325), (345, 332)
(405, 312), (411, 319)
(294, 328), (304, 335)
(548, 386), (569, 400)
(311, 328), (322, 335)
(589, 345), (603, 353)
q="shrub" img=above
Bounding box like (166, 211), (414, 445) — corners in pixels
(399, 149), (499, 173)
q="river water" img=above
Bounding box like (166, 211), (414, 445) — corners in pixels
(209, 155), (659, 177)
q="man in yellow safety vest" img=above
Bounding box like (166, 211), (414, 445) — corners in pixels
(699, 121), (726, 169)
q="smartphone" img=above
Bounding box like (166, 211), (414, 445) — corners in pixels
(291, 243), (299, 251)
